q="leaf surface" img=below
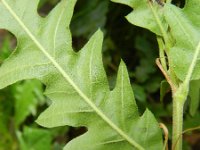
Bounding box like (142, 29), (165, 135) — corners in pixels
(0, 0), (163, 149)
(164, 1), (200, 81)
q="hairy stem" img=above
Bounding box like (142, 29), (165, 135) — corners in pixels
(172, 85), (188, 150)
(172, 100), (184, 150)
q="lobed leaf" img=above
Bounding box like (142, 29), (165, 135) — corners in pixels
(0, 0), (163, 149)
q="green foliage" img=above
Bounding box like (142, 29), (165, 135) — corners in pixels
(0, 0), (163, 149)
(1, 0), (200, 149)
(111, 0), (167, 35)
(0, 29), (63, 150)
(111, 0), (200, 81)
(163, 1), (200, 115)
(13, 80), (45, 127)
(111, 0), (200, 149)
(164, 1), (200, 81)
(17, 127), (52, 150)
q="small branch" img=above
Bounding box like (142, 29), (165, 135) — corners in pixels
(173, 125), (200, 150)
(182, 125), (200, 134)
(156, 58), (176, 92)
(172, 98), (184, 150)
(159, 123), (169, 150)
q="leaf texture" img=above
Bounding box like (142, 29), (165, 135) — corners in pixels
(0, 0), (163, 149)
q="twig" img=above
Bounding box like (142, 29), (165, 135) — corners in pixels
(172, 125), (200, 150)
(156, 58), (176, 93)
(159, 123), (169, 150)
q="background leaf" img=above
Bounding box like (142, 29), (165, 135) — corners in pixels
(111, 0), (167, 35)
(17, 127), (52, 150)
(189, 80), (200, 116)
(13, 80), (45, 127)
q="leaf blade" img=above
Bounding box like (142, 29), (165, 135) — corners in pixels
(0, 0), (163, 149)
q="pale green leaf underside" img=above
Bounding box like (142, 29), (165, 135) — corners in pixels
(0, 0), (163, 149)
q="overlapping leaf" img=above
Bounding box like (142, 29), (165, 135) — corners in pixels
(0, 0), (163, 149)
(164, 0), (200, 81)
(111, 0), (167, 35)
(163, 1), (200, 115)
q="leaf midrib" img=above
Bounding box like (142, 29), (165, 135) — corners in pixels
(1, 0), (144, 149)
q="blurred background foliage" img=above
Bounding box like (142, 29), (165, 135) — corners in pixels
(0, 0), (199, 149)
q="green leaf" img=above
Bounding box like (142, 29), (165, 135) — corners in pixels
(164, 1), (200, 81)
(163, 1), (200, 118)
(13, 80), (45, 127)
(111, 0), (167, 35)
(17, 127), (52, 150)
(189, 80), (200, 116)
(0, 0), (163, 149)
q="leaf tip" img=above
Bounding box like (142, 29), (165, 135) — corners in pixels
(95, 28), (104, 38)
